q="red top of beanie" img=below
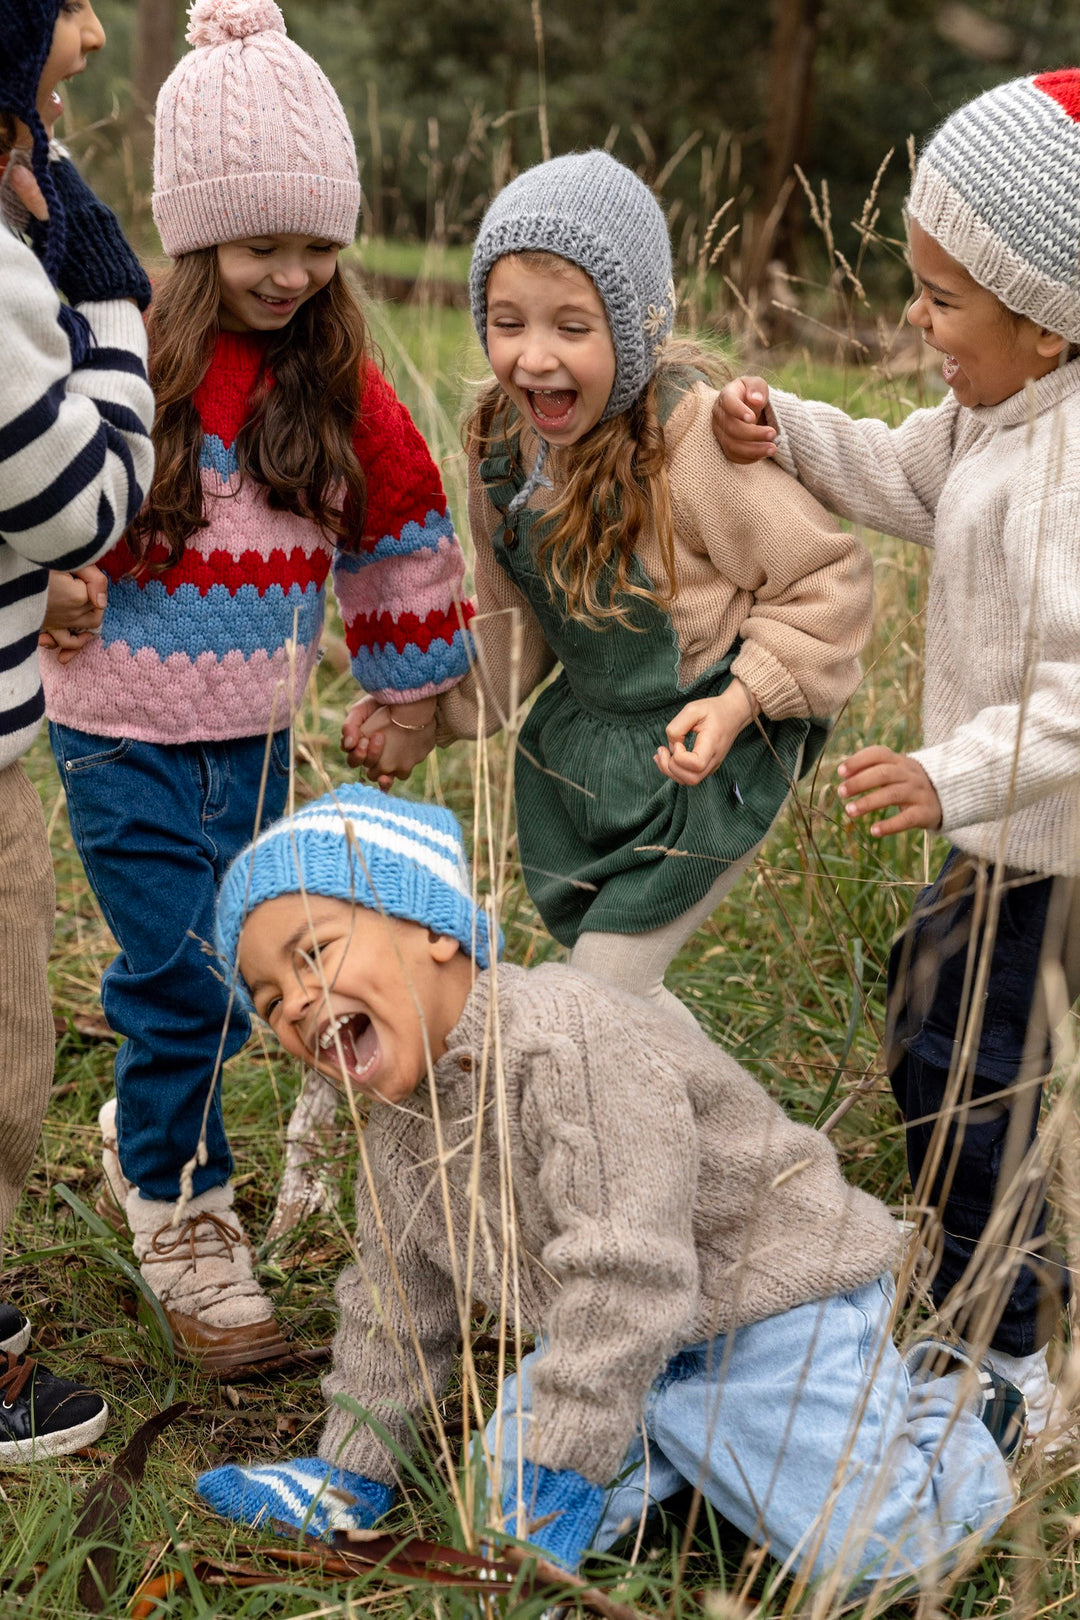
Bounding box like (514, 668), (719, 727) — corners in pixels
(1033, 69), (1080, 122)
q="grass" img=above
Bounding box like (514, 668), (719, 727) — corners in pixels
(3, 268), (1079, 1620)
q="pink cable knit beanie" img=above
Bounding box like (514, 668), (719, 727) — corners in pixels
(152, 0), (361, 257)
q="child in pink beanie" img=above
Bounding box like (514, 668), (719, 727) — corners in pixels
(42, 0), (473, 1376)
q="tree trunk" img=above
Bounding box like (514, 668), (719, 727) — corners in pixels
(745, 0), (823, 303)
(130, 0), (183, 180)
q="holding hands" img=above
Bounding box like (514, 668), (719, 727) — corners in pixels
(655, 680), (758, 784)
(341, 695), (438, 789)
(713, 376), (778, 464)
(39, 565), (108, 664)
(838, 746), (942, 836)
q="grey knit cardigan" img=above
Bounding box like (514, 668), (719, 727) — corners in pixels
(321, 962), (901, 1486)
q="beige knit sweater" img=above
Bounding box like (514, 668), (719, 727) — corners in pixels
(767, 363), (1080, 875)
(436, 382), (873, 742)
(320, 963), (901, 1487)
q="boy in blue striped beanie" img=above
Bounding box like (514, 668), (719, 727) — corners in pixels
(198, 781), (1023, 1595)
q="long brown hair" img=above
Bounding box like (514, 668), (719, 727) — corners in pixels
(128, 249), (371, 567)
(465, 338), (729, 629)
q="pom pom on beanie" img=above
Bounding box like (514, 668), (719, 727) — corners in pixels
(186, 0), (285, 48)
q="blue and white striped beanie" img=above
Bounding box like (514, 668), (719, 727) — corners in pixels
(216, 785), (500, 988)
(908, 70), (1080, 342)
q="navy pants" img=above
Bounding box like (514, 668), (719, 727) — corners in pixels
(51, 724), (290, 1201)
(886, 847), (1079, 1355)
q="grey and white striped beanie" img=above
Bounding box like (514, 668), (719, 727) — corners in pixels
(907, 70), (1080, 342)
(469, 150), (677, 421)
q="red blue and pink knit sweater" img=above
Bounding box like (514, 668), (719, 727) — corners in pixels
(41, 329), (473, 743)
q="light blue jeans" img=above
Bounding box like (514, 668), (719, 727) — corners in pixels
(487, 1277), (1012, 1594)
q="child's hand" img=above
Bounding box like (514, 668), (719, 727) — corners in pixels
(0, 157), (50, 222)
(655, 682), (757, 784)
(341, 696), (383, 769)
(38, 565), (108, 664)
(837, 746), (942, 836)
(341, 696), (437, 787)
(712, 376), (777, 464)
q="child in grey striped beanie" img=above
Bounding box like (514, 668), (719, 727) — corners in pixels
(716, 70), (1080, 1447)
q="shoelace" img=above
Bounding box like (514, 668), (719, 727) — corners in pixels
(0, 1352), (35, 1408)
(142, 1211), (248, 1272)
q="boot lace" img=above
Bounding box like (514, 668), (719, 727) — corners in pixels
(142, 1210), (248, 1273)
(0, 1352), (35, 1408)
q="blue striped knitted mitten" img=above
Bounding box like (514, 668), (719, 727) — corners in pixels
(196, 1456), (394, 1539)
(501, 1459), (607, 1572)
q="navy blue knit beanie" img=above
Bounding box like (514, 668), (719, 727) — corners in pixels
(0, 1), (67, 281)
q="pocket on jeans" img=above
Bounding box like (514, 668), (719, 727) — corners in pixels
(268, 730), (292, 782)
(52, 726), (133, 773)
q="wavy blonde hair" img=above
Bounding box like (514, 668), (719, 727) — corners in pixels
(466, 306), (729, 629)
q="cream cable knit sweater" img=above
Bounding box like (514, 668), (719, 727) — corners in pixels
(767, 363), (1080, 875)
(320, 963), (900, 1487)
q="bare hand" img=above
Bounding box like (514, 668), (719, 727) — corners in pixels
(38, 566), (108, 664)
(837, 746), (942, 836)
(341, 696), (437, 789)
(712, 376), (776, 464)
(4, 161), (50, 222)
(341, 696), (384, 768)
(654, 682), (756, 785)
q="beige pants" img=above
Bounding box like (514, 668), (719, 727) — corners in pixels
(0, 762), (55, 1246)
(570, 845), (759, 1033)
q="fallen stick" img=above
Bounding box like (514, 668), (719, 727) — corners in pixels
(128, 1529), (644, 1619)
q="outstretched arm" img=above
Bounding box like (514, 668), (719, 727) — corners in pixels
(333, 364), (473, 706)
(714, 377), (960, 547)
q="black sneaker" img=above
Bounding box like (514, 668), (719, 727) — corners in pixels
(0, 1304), (30, 1357)
(0, 1352), (108, 1463)
(904, 1336), (1028, 1462)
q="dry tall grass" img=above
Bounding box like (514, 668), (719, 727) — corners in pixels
(3, 133), (1079, 1618)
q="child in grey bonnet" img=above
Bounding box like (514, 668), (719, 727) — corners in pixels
(197, 782), (1019, 1595)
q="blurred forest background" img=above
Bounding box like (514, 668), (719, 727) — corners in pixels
(68, 0), (1080, 320)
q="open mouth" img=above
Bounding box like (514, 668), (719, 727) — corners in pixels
(941, 354), (960, 384)
(315, 1010), (379, 1084)
(253, 293), (299, 313)
(525, 388), (577, 430)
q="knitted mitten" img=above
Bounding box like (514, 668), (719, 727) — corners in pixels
(126, 1185), (276, 1330)
(46, 157), (152, 311)
(197, 1456), (394, 1538)
(501, 1459), (606, 1572)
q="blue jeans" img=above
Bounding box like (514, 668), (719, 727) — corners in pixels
(488, 1278), (1011, 1594)
(50, 724), (290, 1200)
(886, 848), (1079, 1353)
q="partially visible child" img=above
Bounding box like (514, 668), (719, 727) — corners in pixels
(193, 783), (1019, 1597)
(41, 0), (472, 1374)
(0, 0), (153, 1455)
(346, 152), (873, 1030)
(715, 72), (1080, 1438)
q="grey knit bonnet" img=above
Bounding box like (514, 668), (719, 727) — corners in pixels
(469, 150), (677, 422)
(907, 70), (1080, 342)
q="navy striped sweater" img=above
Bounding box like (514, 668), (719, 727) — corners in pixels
(0, 225), (154, 770)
